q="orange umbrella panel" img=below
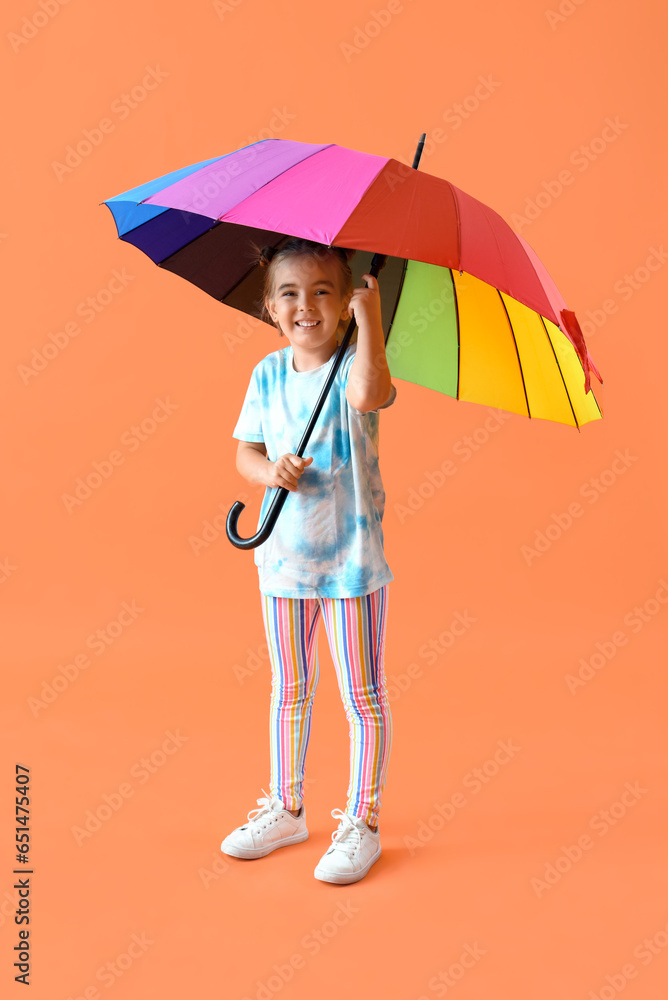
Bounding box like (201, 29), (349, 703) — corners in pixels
(386, 259), (603, 428)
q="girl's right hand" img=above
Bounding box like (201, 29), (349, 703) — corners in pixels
(265, 453), (313, 491)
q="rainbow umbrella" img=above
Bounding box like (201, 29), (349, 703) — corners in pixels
(101, 134), (603, 546)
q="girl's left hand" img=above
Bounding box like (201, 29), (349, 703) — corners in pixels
(347, 274), (382, 331)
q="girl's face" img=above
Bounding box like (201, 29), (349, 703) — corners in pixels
(266, 255), (351, 355)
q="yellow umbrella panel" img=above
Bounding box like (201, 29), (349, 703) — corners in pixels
(386, 260), (602, 428)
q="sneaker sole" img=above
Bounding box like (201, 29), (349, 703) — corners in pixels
(221, 827), (310, 860)
(314, 845), (381, 884)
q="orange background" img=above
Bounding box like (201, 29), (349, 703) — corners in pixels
(3, 1), (668, 997)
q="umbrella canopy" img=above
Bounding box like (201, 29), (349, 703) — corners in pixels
(102, 137), (603, 428)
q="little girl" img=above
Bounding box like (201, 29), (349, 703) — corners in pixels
(220, 237), (397, 884)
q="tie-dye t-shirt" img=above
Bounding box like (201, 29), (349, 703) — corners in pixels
(232, 342), (397, 599)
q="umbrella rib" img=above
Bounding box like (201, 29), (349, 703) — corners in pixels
(215, 230), (293, 304)
(384, 257), (410, 345)
(450, 270), (461, 400)
(149, 216), (273, 306)
(538, 314), (581, 432)
(214, 143), (338, 221)
(447, 181), (462, 400)
(590, 386), (603, 420)
(110, 205), (223, 262)
(155, 217), (225, 267)
(446, 181), (462, 265)
(496, 290), (531, 419)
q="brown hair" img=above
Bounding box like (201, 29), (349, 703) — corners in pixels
(253, 238), (355, 337)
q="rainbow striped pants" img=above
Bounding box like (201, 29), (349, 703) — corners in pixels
(260, 584), (392, 830)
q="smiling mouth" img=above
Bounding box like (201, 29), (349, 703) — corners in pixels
(295, 320), (320, 328)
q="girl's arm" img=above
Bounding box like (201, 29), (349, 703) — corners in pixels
(345, 273), (392, 412)
(236, 440), (270, 486)
(236, 440), (312, 492)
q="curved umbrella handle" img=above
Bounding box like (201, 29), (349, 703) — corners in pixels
(226, 485), (292, 551)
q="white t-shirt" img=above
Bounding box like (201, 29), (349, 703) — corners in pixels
(232, 341), (396, 598)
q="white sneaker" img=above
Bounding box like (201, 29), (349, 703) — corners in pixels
(220, 790), (309, 859)
(314, 808), (381, 884)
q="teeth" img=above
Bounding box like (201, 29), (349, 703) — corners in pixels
(296, 321), (319, 327)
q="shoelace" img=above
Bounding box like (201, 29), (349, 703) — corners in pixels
(327, 808), (363, 857)
(244, 789), (280, 833)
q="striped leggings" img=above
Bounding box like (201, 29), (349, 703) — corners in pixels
(260, 584), (392, 830)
